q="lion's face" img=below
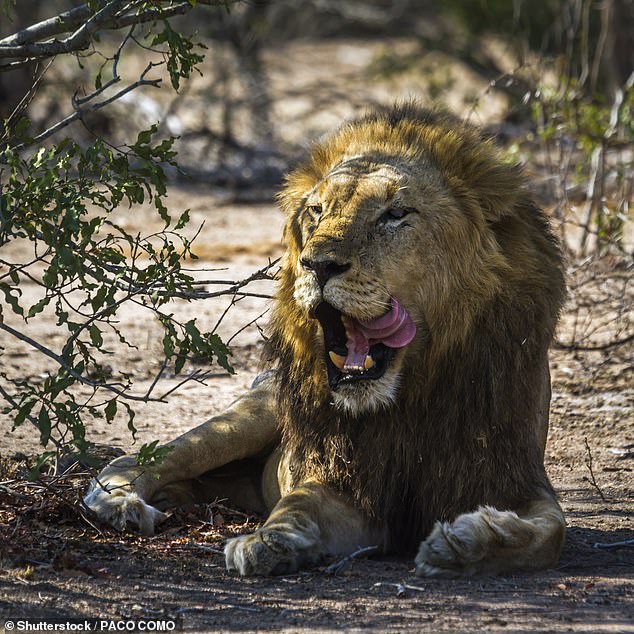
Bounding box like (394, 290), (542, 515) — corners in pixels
(284, 154), (494, 414)
(274, 107), (531, 415)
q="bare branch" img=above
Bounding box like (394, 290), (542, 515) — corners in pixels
(325, 545), (380, 575)
(583, 437), (608, 502)
(14, 61), (163, 149)
(0, 0), (128, 59)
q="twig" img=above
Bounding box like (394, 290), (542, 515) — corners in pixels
(593, 538), (634, 550)
(14, 61), (163, 149)
(325, 545), (379, 575)
(226, 308), (269, 345)
(583, 437), (608, 502)
(372, 582), (427, 597)
(0, 320), (165, 403)
(188, 543), (225, 555)
(156, 369), (215, 402)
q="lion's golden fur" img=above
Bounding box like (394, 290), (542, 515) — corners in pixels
(266, 104), (566, 552)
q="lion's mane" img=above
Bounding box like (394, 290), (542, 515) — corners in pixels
(265, 104), (566, 552)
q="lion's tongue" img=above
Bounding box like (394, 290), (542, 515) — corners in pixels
(341, 297), (416, 371)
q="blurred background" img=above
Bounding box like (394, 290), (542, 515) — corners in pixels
(1, 0), (632, 356)
(1, 1), (632, 245)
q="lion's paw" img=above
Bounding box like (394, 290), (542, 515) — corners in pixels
(83, 485), (168, 536)
(225, 523), (320, 576)
(415, 506), (522, 577)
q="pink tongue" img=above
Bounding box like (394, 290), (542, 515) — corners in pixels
(342, 297), (416, 369)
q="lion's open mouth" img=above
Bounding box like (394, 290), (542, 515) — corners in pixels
(314, 298), (416, 389)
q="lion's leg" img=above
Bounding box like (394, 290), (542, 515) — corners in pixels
(415, 492), (565, 577)
(225, 481), (378, 576)
(84, 378), (279, 534)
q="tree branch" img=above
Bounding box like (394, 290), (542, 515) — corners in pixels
(14, 61), (163, 149)
(0, 319), (166, 403)
(0, 0), (241, 63)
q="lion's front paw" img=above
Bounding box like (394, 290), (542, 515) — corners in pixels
(83, 485), (168, 536)
(225, 523), (320, 576)
(415, 507), (504, 577)
(415, 506), (534, 577)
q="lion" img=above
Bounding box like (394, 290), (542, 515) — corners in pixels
(84, 103), (567, 577)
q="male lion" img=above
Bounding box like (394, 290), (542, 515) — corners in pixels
(85, 104), (567, 576)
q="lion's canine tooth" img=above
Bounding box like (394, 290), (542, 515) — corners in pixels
(329, 351), (346, 370)
(341, 355), (375, 374)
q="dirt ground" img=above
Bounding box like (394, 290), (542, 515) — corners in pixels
(1, 187), (633, 633)
(1, 35), (633, 634)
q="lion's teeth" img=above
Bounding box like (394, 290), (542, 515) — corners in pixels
(329, 351), (346, 370)
(331, 351), (375, 373)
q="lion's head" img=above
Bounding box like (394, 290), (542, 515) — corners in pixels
(266, 104), (565, 546)
(270, 104), (562, 414)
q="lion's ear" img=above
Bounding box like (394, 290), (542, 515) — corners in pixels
(470, 158), (526, 223)
(455, 140), (526, 223)
(425, 126), (526, 223)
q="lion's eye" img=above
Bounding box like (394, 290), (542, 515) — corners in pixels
(306, 204), (323, 216)
(379, 207), (415, 223)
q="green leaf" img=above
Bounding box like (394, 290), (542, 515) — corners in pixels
(136, 128), (154, 146)
(42, 266), (58, 289)
(162, 332), (174, 357)
(104, 398), (117, 424)
(123, 401), (137, 440)
(14, 397), (36, 428)
(28, 451), (56, 480)
(209, 333), (234, 374)
(0, 282), (24, 316)
(184, 319), (205, 349)
(136, 440), (173, 468)
(175, 209), (190, 230)
(155, 197), (171, 227)
(27, 296), (51, 318)
(89, 324), (103, 347)
(13, 115), (32, 142)
(38, 406), (51, 445)
(174, 352), (187, 375)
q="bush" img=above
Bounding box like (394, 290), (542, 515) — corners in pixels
(0, 0), (248, 473)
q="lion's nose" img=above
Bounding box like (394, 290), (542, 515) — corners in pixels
(300, 257), (351, 288)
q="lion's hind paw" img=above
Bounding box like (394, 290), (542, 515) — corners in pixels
(83, 485), (168, 536)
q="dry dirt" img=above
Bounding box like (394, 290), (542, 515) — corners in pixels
(1, 35), (633, 634)
(1, 188), (633, 633)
